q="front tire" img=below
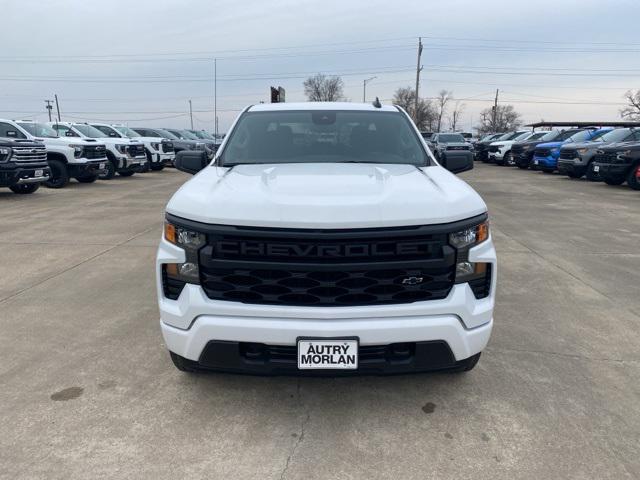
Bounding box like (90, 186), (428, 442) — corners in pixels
(503, 152), (513, 166)
(118, 170), (135, 177)
(45, 159), (69, 189)
(604, 176), (625, 186)
(150, 163), (164, 171)
(9, 183), (40, 194)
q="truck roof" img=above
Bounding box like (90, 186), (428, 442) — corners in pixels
(247, 102), (399, 113)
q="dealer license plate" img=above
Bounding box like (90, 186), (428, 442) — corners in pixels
(534, 159), (539, 165)
(99, 162), (106, 170)
(297, 339), (358, 370)
(34, 169), (43, 177)
(593, 165), (600, 172)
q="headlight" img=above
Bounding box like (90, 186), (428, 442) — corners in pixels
(68, 144), (84, 158)
(115, 144), (128, 154)
(621, 150), (633, 157)
(151, 142), (161, 150)
(0, 146), (12, 162)
(449, 220), (490, 284)
(163, 221), (206, 284)
(576, 148), (589, 155)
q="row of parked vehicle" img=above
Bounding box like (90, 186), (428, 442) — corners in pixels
(0, 119), (221, 194)
(471, 126), (639, 190)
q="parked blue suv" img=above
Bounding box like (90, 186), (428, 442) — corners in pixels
(532, 128), (612, 173)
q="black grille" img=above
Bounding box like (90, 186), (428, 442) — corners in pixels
(162, 266), (185, 300)
(194, 222), (462, 307)
(162, 142), (174, 153)
(469, 265), (492, 299)
(535, 148), (550, 157)
(84, 145), (107, 159)
(446, 145), (469, 151)
(511, 144), (524, 154)
(128, 144), (146, 157)
(592, 152), (618, 164)
(488, 145), (500, 153)
(560, 149), (578, 159)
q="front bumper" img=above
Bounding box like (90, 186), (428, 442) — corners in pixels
(0, 163), (51, 187)
(593, 162), (630, 178)
(116, 154), (147, 171)
(532, 155), (558, 169)
(488, 150), (504, 162)
(156, 235), (497, 372)
(154, 152), (175, 165)
(69, 160), (108, 176)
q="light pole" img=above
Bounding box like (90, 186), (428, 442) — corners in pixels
(363, 76), (376, 103)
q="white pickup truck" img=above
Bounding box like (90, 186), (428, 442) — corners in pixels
(48, 122), (146, 179)
(90, 123), (175, 171)
(2, 119), (107, 188)
(157, 102), (496, 375)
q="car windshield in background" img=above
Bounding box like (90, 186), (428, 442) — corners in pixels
(73, 124), (108, 138)
(17, 122), (59, 138)
(115, 126), (141, 137)
(178, 130), (199, 140)
(595, 128), (632, 143)
(540, 131), (560, 141)
(554, 129), (581, 141)
(496, 132), (516, 141)
(527, 132), (548, 140)
(221, 110), (429, 167)
(155, 129), (180, 140)
(438, 133), (465, 143)
(513, 132), (531, 141)
(191, 130), (215, 140)
(569, 130), (599, 143)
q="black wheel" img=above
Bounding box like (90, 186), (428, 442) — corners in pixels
(604, 176), (625, 186)
(627, 167), (640, 190)
(44, 159), (69, 189)
(542, 168), (555, 174)
(516, 162), (529, 170)
(9, 183), (39, 194)
(169, 352), (199, 373)
(140, 161), (150, 173)
(76, 175), (97, 183)
(150, 163), (164, 171)
(451, 353), (481, 373)
(567, 170), (582, 179)
(118, 170), (135, 177)
(503, 152), (513, 166)
(99, 159), (116, 180)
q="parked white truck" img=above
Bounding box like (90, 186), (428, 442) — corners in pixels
(90, 123), (175, 171)
(1, 119), (107, 188)
(48, 122), (146, 179)
(157, 102), (496, 375)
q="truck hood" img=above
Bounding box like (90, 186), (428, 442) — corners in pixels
(595, 141), (640, 153)
(562, 140), (602, 150)
(166, 163), (487, 229)
(34, 137), (103, 147)
(89, 137), (143, 146)
(132, 136), (169, 143)
(536, 141), (565, 149)
(490, 141), (515, 147)
(440, 142), (469, 148)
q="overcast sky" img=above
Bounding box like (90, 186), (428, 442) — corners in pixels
(2, 0), (639, 132)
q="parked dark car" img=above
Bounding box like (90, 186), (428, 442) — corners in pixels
(590, 142), (640, 189)
(164, 128), (215, 158)
(512, 129), (577, 169)
(473, 133), (505, 162)
(132, 127), (204, 156)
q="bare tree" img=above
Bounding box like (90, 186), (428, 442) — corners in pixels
(620, 90), (640, 120)
(392, 86), (437, 131)
(435, 90), (452, 132)
(448, 101), (465, 131)
(303, 74), (345, 102)
(476, 104), (522, 135)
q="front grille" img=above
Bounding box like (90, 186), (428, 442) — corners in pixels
(488, 145), (500, 153)
(535, 148), (550, 157)
(511, 144), (524, 154)
(162, 142), (174, 153)
(446, 145), (469, 151)
(128, 144), (146, 157)
(195, 223), (461, 307)
(560, 149), (578, 159)
(84, 145), (107, 159)
(592, 152), (618, 164)
(11, 145), (47, 163)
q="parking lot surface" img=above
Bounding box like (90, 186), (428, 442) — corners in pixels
(1, 164), (638, 479)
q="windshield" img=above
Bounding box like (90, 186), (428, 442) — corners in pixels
(512, 132), (531, 141)
(526, 132), (548, 141)
(115, 126), (141, 137)
(553, 129), (581, 142)
(73, 124), (108, 138)
(177, 130), (199, 140)
(589, 129), (611, 141)
(437, 133), (465, 143)
(17, 122), (58, 138)
(568, 130), (600, 143)
(221, 110), (429, 167)
(155, 129), (180, 140)
(595, 128), (631, 143)
(496, 132), (516, 141)
(190, 130), (215, 140)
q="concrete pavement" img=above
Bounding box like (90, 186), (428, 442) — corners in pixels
(0, 165), (638, 479)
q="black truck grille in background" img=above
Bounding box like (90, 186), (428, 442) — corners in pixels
(162, 142), (174, 152)
(11, 145), (47, 162)
(129, 144), (146, 157)
(535, 148), (550, 157)
(559, 149), (578, 159)
(196, 225), (457, 307)
(84, 145), (107, 159)
(511, 144), (524, 154)
(593, 152), (623, 164)
(446, 145), (469, 151)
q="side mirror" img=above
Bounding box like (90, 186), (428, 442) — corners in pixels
(65, 131), (76, 137)
(109, 132), (117, 137)
(175, 150), (209, 175)
(6, 130), (17, 137)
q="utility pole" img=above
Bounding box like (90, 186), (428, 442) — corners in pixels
(213, 58), (217, 139)
(54, 94), (61, 121)
(492, 89), (499, 130)
(45, 100), (54, 121)
(363, 76), (376, 102)
(189, 100), (193, 129)
(414, 37), (423, 123)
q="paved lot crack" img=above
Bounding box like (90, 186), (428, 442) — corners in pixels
(280, 380), (310, 480)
